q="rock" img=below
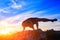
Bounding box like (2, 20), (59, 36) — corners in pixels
(0, 29), (46, 40)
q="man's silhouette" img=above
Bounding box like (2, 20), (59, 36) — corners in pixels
(22, 17), (57, 30)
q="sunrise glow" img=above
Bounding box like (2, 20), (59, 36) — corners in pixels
(0, 28), (17, 35)
(0, 30), (11, 35)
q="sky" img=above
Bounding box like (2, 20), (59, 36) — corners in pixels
(0, 0), (60, 32)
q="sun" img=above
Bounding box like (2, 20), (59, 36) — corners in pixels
(0, 29), (15, 35)
(0, 30), (11, 35)
(0, 30), (10, 35)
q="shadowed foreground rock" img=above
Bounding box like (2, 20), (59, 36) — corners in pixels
(0, 29), (46, 40)
(45, 29), (60, 40)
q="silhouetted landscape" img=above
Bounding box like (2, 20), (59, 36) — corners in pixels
(0, 29), (60, 40)
(0, 29), (46, 40)
(45, 29), (60, 40)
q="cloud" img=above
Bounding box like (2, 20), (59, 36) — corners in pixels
(10, 0), (26, 9)
(1, 10), (34, 23)
(38, 14), (60, 19)
(0, 8), (10, 13)
(10, 11), (46, 23)
(0, 10), (46, 25)
(0, 0), (26, 14)
(0, 0), (27, 21)
(48, 14), (60, 18)
(39, 21), (60, 31)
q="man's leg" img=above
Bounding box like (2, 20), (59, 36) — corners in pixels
(36, 23), (38, 30)
(23, 27), (25, 31)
